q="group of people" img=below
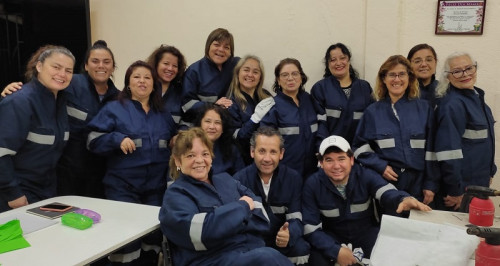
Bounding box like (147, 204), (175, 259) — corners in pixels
(0, 26), (496, 266)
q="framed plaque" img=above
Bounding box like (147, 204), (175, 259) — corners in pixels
(436, 0), (486, 35)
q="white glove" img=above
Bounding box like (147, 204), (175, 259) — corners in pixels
(250, 97), (275, 123)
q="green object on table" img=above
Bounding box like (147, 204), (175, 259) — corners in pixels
(61, 212), (93, 230)
(0, 219), (30, 254)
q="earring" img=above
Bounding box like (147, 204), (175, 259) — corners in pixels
(176, 166), (180, 171)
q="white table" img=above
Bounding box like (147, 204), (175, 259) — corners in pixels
(0, 196), (161, 266)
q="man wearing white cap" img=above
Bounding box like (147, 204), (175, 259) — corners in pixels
(302, 135), (430, 266)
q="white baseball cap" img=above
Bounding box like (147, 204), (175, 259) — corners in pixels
(319, 135), (351, 155)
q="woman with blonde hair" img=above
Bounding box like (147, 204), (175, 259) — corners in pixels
(352, 55), (434, 207)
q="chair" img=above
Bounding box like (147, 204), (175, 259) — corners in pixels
(161, 235), (174, 266)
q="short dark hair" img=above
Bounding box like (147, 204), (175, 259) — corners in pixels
(272, 58), (308, 93)
(119, 60), (163, 112)
(250, 126), (285, 150)
(204, 28), (234, 59)
(407, 43), (437, 62)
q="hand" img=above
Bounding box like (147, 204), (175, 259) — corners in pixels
(1, 82), (23, 97)
(239, 196), (254, 210)
(443, 194), (463, 210)
(336, 246), (357, 266)
(215, 97), (232, 108)
(8, 195), (28, 209)
(120, 137), (136, 154)
(250, 97), (275, 123)
(396, 196), (432, 213)
(382, 165), (398, 182)
(422, 189), (435, 205)
(275, 222), (289, 248)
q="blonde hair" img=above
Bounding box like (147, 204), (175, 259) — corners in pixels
(227, 55), (269, 111)
(169, 127), (214, 180)
(435, 52), (476, 98)
(374, 55), (419, 101)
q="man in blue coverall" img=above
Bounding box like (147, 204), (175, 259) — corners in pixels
(234, 127), (310, 265)
(302, 135), (431, 266)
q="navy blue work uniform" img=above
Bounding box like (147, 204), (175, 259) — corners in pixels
(427, 86), (496, 206)
(158, 81), (184, 128)
(0, 79), (69, 212)
(352, 95), (433, 200)
(57, 73), (119, 198)
(418, 76), (438, 109)
(182, 57), (240, 114)
(311, 76), (374, 144)
(228, 90), (271, 164)
(260, 90), (321, 178)
(302, 164), (410, 264)
(159, 172), (293, 266)
(211, 140), (245, 175)
(234, 164), (310, 265)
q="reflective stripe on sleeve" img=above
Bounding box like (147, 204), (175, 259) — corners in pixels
(353, 112), (364, 120)
(286, 212), (303, 221)
(132, 138), (142, 148)
(354, 144), (374, 158)
(320, 209), (340, 217)
(86, 131), (106, 149)
(198, 95), (218, 103)
(436, 149), (463, 161)
(66, 106), (88, 121)
(159, 140), (168, 148)
(311, 123), (318, 133)
(182, 99), (199, 112)
(463, 129), (487, 139)
(375, 138), (395, 149)
(189, 213), (207, 251)
(171, 115), (181, 124)
(232, 128), (240, 139)
(317, 114), (326, 121)
(375, 183), (396, 200)
(425, 151), (437, 161)
(254, 201), (270, 222)
(326, 109), (341, 118)
(279, 127), (300, 135)
(27, 132), (55, 145)
(271, 206), (287, 214)
(0, 147), (16, 157)
(410, 139), (426, 149)
(289, 254), (310, 264)
(350, 199), (370, 213)
(304, 223), (322, 235)
(64, 131), (69, 141)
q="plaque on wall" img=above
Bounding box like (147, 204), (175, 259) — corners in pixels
(435, 0), (486, 35)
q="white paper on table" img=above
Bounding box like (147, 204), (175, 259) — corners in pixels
(0, 213), (58, 234)
(370, 214), (479, 266)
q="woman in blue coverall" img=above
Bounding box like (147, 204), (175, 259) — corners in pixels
(146, 44), (187, 128)
(1, 40), (120, 198)
(159, 127), (293, 266)
(194, 103), (245, 175)
(407, 43), (439, 108)
(312, 43), (374, 144)
(226, 55), (272, 164)
(181, 28), (240, 116)
(352, 55), (434, 205)
(428, 52), (496, 210)
(87, 60), (176, 264)
(260, 58), (321, 178)
(0, 46), (75, 212)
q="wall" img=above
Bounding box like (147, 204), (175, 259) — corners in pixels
(89, 0), (500, 212)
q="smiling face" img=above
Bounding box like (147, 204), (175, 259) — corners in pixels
(175, 137), (213, 183)
(156, 52), (179, 85)
(129, 66), (154, 102)
(278, 63), (302, 97)
(447, 55), (476, 90)
(238, 58), (262, 93)
(320, 151), (354, 185)
(328, 48), (350, 80)
(36, 52), (74, 95)
(208, 40), (231, 68)
(201, 110), (223, 142)
(85, 49), (114, 85)
(383, 64), (409, 103)
(251, 134), (284, 179)
(410, 49), (436, 85)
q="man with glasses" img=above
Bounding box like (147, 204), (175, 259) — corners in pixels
(427, 52), (496, 211)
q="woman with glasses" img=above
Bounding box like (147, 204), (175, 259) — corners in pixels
(311, 43), (374, 144)
(146, 45), (187, 128)
(352, 55), (434, 208)
(428, 52), (496, 211)
(260, 58), (321, 178)
(407, 43), (439, 108)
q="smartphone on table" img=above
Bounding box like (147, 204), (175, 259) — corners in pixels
(39, 203), (73, 212)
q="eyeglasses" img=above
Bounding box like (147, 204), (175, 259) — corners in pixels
(446, 65), (477, 78)
(386, 72), (408, 80)
(279, 71), (301, 80)
(411, 57), (435, 65)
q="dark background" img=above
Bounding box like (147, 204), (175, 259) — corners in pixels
(0, 0), (89, 88)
